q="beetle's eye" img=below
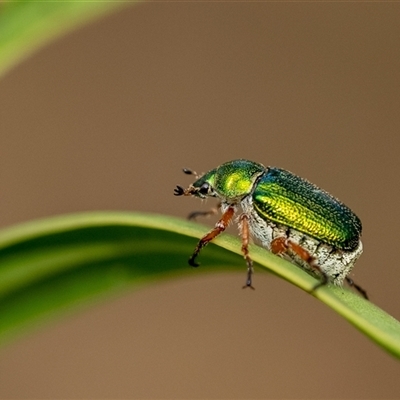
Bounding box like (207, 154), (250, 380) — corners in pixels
(199, 182), (209, 195)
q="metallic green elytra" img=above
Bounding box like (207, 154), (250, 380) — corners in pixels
(174, 159), (366, 298)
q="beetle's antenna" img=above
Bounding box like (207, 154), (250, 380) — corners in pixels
(174, 185), (198, 197)
(183, 168), (199, 178)
(174, 185), (185, 196)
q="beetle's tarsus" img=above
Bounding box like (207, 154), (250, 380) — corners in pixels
(242, 276), (255, 290)
(346, 276), (369, 300)
(188, 256), (200, 267)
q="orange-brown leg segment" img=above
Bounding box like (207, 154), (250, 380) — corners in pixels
(188, 206), (235, 267)
(271, 237), (328, 293)
(240, 214), (255, 290)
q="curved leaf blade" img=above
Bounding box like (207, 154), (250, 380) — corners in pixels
(0, 1), (131, 78)
(0, 212), (243, 346)
(0, 211), (399, 359)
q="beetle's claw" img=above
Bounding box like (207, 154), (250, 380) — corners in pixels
(188, 256), (200, 267)
(242, 281), (255, 290)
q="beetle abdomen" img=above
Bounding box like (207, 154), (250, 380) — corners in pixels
(252, 168), (362, 250)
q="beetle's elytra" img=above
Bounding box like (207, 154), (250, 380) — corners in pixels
(174, 159), (367, 299)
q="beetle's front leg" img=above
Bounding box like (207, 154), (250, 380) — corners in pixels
(271, 237), (328, 293)
(188, 205), (235, 267)
(239, 214), (255, 290)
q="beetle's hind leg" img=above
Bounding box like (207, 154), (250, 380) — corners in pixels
(345, 276), (369, 300)
(271, 237), (329, 294)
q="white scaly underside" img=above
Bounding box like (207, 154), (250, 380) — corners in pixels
(222, 196), (363, 286)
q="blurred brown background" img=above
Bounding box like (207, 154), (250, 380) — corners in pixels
(0, 2), (400, 398)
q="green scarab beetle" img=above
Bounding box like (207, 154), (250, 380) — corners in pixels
(174, 159), (367, 298)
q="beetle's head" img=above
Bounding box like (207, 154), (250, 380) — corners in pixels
(174, 168), (217, 199)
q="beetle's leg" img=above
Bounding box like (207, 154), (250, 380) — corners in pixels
(271, 237), (328, 293)
(188, 206), (235, 267)
(239, 214), (255, 290)
(188, 202), (221, 221)
(345, 276), (369, 300)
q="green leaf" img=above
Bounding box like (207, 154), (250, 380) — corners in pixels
(0, 211), (400, 359)
(0, 0), (131, 78)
